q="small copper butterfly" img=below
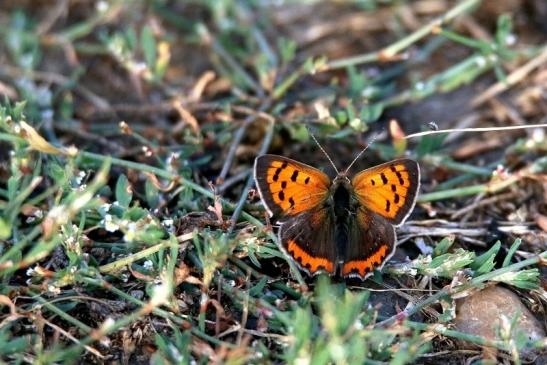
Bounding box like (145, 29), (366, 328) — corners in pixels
(254, 143), (420, 279)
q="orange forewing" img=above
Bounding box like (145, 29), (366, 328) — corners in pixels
(352, 159), (419, 225)
(255, 155), (331, 217)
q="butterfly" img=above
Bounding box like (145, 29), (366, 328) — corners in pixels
(254, 148), (420, 280)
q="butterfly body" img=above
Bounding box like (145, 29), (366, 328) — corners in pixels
(254, 154), (420, 280)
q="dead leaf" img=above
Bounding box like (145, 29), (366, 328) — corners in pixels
(20, 122), (78, 156)
(535, 214), (547, 232)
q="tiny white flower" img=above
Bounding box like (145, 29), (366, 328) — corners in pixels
(150, 282), (170, 306)
(100, 317), (116, 332)
(48, 205), (70, 225)
(532, 128), (544, 143)
(103, 214), (120, 232)
(143, 260), (154, 270)
(505, 34), (517, 46)
(72, 191), (93, 211)
(475, 56), (487, 67)
(96, 1), (109, 13)
(48, 285), (61, 295)
(100, 203), (112, 213)
(123, 222), (137, 242)
(75, 171), (86, 185)
(361, 86), (376, 98)
(133, 62), (147, 73)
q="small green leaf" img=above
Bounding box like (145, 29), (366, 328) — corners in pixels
(47, 162), (66, 182)
(359, 102), (383, 124)
(249, 276), (268, 297)
(416, 132), (448, 158)
(286, 123), (309, 142)
(115, 174), (132, 208)
(7, 176), (19, 201)
(433, 236), (454, 257)
(495, 14), (513, 47)
(347, 65), (368, 97)
(471, 241), (500, 274)
(502, 239), (522, 267)
(126, 27), (138, 51)
(141, 25), (157, 69)
(145, 179), (159, 208)
(140, 226), (166, 244)
(0, 217), (11, 240)
(278, 37), (296, 66)
(125, 207), (147, 221)
(335, 110), (348, 125)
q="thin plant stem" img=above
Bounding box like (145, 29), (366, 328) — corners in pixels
(406, 321), (509, 350)
(98, 233), (192, 274)
(405, 123), (547, 140)
(324, 0), (482, 70)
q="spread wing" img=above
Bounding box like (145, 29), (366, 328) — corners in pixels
(254, 155), (331, 218)
(279, 207), (337, 275)
(341, 208), (396, 279)
(351, 159), (420, 225)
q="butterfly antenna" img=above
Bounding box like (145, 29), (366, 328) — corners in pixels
(343, 132), (381, 175)
(309, 131), (339, 174)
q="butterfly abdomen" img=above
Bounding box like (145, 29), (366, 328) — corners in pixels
(332, 184), (352, 262)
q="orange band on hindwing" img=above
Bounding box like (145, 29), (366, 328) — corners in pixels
(287, 239), (334, 274)
(342, 244), (388, 277)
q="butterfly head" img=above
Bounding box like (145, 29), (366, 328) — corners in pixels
(332, 172), (351, 188)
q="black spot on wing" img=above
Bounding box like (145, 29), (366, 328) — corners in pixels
(273, 167), (283, 182)
(395, 171), (404, 185)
